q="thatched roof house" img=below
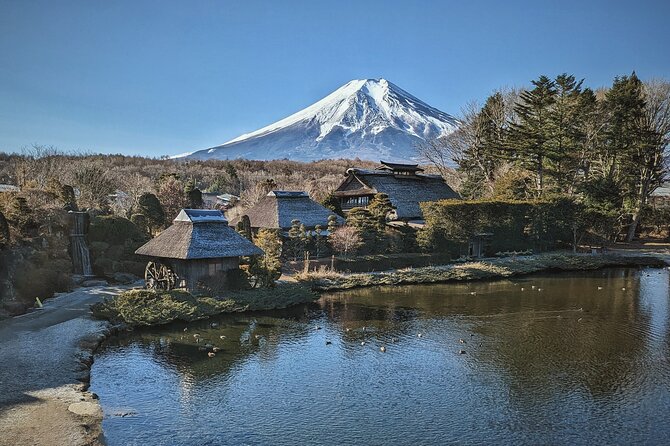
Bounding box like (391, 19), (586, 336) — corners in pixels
(135, 209), (262, 290)
(231, 191), (344, 231)
(333, 161), (460, 220)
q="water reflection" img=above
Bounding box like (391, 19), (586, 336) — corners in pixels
(92, 268), (670, 446)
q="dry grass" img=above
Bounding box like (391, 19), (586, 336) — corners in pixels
(91, 282), (317, 327)
(296, 252), (667, 291)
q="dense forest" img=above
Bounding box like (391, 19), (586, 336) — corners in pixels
(418, 72), (670, 242)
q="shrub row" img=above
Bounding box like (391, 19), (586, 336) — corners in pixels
(418, 198), (579, 256)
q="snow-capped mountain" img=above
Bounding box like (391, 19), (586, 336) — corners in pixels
(179, 78), (458, 162)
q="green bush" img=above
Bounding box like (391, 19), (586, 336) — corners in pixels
(91, 289), (240, 326)
(89, 215), (147, 246)
(88, 215), (149, 276)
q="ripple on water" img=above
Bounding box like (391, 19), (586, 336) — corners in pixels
(91, 268), (670, 446)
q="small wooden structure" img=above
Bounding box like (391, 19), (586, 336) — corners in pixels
(135, 209), (263, 291)
(469, 233), (493, 258)
(332, 160), (460, 220)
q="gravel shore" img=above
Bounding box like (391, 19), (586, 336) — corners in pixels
(0, 285), (130, 446)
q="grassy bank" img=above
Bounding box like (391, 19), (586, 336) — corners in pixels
(91, 282), (317, 327)
(296, 252), (668, 291)
(92, 252), (667, 327)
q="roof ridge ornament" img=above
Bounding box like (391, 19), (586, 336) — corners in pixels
(174, 209), (228, 224)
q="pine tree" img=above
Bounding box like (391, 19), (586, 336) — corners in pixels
(367, 193), (394, 231)
(327, 214), (339, 234)
(507, 75), (557, 196)
(286, 219), (306, 260)
(249, 228), (282, 288)
(601, 73), (647, 183)
(346, 207), (377, 251)
(545, 74), (586, 193)
(314, 224), (328, 258)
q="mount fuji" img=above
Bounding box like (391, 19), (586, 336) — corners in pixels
(179, 78), (458, 162)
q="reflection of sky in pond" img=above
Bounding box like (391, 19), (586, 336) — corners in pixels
(91, 267), (670, 446)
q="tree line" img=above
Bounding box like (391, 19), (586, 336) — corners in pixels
(418, 72), (670, 241)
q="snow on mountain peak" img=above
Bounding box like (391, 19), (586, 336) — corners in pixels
(180, 78), (458, 162)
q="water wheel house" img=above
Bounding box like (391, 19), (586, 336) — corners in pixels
(332, 161), (460, 221)
(135, 209), (263, 291)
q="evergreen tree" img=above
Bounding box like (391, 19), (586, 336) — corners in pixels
(286, 219), (306, 260)
(507, 75), (557, 196)
(185, 179), (203, 209)
(236, 215), (252, 241)
(137, 192), (165, 234)
(545, 74), (586, 193)
(208, 163), (241, 195)
(321, 193), (344, 216)
(314, 224), (328, 258)
(601, 73), (647, 183)
(130, 213), (150, 236)
(327, 214), (339, 234)
(249, 228), (282, 288)
(367, 193), (394, 231)
(299, 222), (311, 255)
(464, 92), (509, 195)
(346, 207), (377, 251)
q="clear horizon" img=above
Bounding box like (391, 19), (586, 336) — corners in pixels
(1, 0), (669, 157)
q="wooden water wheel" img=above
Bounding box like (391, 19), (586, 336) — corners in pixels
(145, 260), (178, 290)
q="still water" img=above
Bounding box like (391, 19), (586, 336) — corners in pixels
(91, 268), (670, 445)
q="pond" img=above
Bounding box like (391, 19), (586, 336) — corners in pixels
(91, 268), (670, 445)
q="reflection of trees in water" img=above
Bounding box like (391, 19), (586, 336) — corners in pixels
(477, 268), (656, 404)
(102, 268), (667, 401)
(104, 307), (313, 381)
(318, 268), (663, 401)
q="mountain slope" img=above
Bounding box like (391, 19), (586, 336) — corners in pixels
(181, 78), (458, 162)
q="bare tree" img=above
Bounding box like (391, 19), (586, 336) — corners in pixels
(625, 79), (670, 241)
(416, 88), (520, 198)
(329, 226), (362, 257)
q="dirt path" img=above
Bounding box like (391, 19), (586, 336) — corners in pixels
(0, 284), (132, 446)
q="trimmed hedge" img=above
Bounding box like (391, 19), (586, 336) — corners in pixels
(418, 198), (579, 256)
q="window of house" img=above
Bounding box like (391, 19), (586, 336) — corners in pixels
(209, 262), (224, 275)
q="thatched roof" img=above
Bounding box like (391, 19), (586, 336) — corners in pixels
(334, 167), (460, 219)
(136, 209), (263, 260)
(231, 191), (345, 230)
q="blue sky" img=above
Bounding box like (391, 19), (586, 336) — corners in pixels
(1, 0), (668, 157)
